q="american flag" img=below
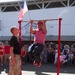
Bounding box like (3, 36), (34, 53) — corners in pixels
(18, 0), (28, 21)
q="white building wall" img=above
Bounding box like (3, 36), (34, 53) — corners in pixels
(0, 12), (19, 36)
(0, 7), (75, 36)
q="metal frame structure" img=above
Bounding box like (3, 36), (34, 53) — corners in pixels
(18, 18), (62, 75)
(0, 0), (75, 12)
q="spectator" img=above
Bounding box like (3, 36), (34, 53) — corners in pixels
(4, 41), (10, 64)
(41, 44), (48, 64)
(0, 42), (4, 66)
(21, 45), (27, 65)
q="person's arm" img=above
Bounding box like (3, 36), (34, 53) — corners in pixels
(30, 20), (35, 34)
(10, 46), (16, 65)
(42, 20), (47, 34)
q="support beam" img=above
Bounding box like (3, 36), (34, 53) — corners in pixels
(35, 3), (41, 9)
(45, 2), (51, 8)
(2, 6), (7, 12)
(42, 0), (44, 9)
(27, 0), (68, 5)
(70, 1), (75, 6)
(0, 7), (1, 12)
(59, 0), (67, 7)
(11, 3), (19, 11)
(67, 0), (70, 7)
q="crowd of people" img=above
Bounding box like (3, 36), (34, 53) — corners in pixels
(0, 40), (75, 75)
(0, 41), (10, 66)
(41, 42), (75, 66)
(21, 42), (75, 66)
(0, 41), (75, 65)
(0, 41), (75, 66)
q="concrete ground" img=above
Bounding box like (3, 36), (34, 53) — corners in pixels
(0, 63), (75, 75)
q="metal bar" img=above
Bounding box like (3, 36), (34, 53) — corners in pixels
(67, 0), (70, 7)
(45, 2), (51, 8)
(22, 18), (61, 22)
(60, 0), (67, 7)
(70, 1), (75, 6)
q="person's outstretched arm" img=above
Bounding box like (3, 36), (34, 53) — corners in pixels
(30, 20), (35, 34)
(43, 20), (47, 34)
(10, 47), (16, 65)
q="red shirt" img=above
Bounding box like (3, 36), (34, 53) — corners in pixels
(4, 45), (10, 54)
(34, 30), (46, 44)
(0, 46), (4, 55)
(21, 50), (26, 57)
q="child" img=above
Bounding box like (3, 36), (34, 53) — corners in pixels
(21, 45), (27, 64)
(60, 52), (66, 65)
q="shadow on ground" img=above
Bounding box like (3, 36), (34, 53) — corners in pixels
(0, 63), (75, 75)
(22, 63), (75, 75)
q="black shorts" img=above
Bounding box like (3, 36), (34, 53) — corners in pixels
(28, 43), (44, 62)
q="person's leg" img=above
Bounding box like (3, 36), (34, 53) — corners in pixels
(9, 55), (21, 75)
(13, 55), (21, 75)
(33, 44), (44, 64)
(54, 53), (58, 64)
(9, 57), (14, 75)
(44, 55), (47, 63)
(4, 54), (7, 64)
(28, 44), (35, 60)
(4, 54), (10, 64)
(0, 55), (3, 65)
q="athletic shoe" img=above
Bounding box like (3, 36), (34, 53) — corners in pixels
(33, 60), (38, 66)
(33, 58), (42, 67)
(37, 61), (41, 67)
(37, 58), (42, 67)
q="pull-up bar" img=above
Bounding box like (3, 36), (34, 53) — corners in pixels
(18, 18), (62, 75)
(21, 18), (62, 22)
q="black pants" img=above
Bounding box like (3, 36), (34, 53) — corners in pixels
(28, 43), (44, 63)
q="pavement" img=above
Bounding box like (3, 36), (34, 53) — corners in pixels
(0, 63), (75, 75)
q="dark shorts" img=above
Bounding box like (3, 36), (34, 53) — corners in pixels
(28, 43), (44, 63)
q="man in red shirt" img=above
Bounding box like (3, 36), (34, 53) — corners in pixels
(4, 41), (10, 64)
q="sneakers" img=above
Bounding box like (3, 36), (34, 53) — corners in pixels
(33, 58), (42, 67)
(33, 61), (38, 66)
(37, 61), (42, 67)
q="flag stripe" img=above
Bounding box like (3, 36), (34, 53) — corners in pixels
(18, 0), (28, 21)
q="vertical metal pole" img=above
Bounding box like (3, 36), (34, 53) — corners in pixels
(18, 21), (22, 75)
(57, 18), (62, 75)
(30, 32), (31, 45)
(18, 20), (22, 46)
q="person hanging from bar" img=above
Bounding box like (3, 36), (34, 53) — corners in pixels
(28, 20), (47, 67)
